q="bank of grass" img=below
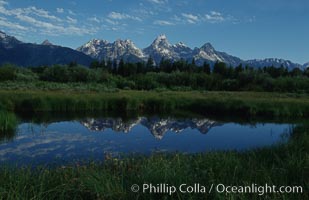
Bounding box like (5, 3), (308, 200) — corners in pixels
(0, 111), (18, 140)
(0, 81), (119, 93)
(0, 124), (308, 200)
(0, 90), (309, 118)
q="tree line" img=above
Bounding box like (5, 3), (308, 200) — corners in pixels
(0, 58), (309, 93)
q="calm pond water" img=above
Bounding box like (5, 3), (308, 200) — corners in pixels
(0, 116), (292, 166)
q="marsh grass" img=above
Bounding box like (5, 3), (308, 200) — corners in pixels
(0, 90), (308, 199)
(0, 124), (308, 199)
(0, 111), (17, 140)
(0, 90), (309, 118)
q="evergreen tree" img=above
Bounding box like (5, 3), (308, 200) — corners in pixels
(146, 56), (155, 70)
(191, 58), (196, 66)
(99, 59), (106, 69)
(118, 58), (125, 76)
(202, 62), (211, 74)
(235, 64), (243, 73)
(112, 59), (118, 74)
(174, 58), (186, 72)
(187, 58), (196, 73)
(106, 59), (113, 72)
(159, 58), (172, 73)
(304, 67), (309, 77)
(290, 68), (302, 77)
(68, 61), (78, 68)
(136, 62), (145, 74)
(90, 60), (100, 69)
(213, 61), (227, 76)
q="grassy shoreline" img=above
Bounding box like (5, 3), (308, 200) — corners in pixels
(0, 90), (308, 199)
(0, 111), (17, 139)
(0, 90), (309, 118)
(0, 124), (308, 199)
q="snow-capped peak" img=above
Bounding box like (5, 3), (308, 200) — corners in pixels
(114, 39), (134, 47)
(244, 58), (302, 70)
(86, 39), (108, 47)
(193, 42), (225, 62)
(0, 30), (22, 48)
(173, 42), (187, 48)
(200, 43), (215, 51)
(76, 39), (109, 59)
(77, 34), (302, 70)
(0, 31), (6, 39)
(152, 34), (171, 47)
(77, 37), (145, 61)
(156, 34), (167, 41)
(143, 34), (177, 62)
(113, 39), (145, 57)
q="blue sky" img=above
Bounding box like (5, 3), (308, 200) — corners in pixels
(0, 0), (308, 64)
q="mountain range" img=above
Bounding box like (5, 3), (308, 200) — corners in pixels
(77, 34), (308, 70)
(0, 31), (308, 70)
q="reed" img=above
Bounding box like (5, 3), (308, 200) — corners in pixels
(0, 111), (17, 140)
(0, 90), (309, 118)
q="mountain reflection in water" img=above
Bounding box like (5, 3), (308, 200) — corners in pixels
(0, 116), (291, 166)
(80, 117), (219, 139)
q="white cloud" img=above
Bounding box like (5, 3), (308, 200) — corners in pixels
(181, 13), (199, 24)
(204, 11), (225, 23)
(0, 16), (28, 30)
(147, 0), (168, 4)
(0, 0), (8, 6)
(16, 15), (59, 30)
(177, 11), (238, 25)
(134, 8), (155, 16)
(108, 12), (142, 21)
(153, 20), (174, 26)
(0, 1), (10, 15)
(16, 14), (96, 36)
(0, 3), (98, 36)
(29, 6), (62, 22)
(56, 8), (64, 13)
(172, 15), (182, 22)
(0, 5), (62, 22)
(105, 18), (119, 25)
(66, 16), (77, 24)
(68, 9), (76, 15)
(88, 16), (100, 23)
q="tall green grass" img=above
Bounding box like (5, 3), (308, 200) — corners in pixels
(0, 90), (309, 118)
(0, 123), (308, 199)
(0, 111), (17, 140)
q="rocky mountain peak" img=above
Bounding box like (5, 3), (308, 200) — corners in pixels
(76, 39), (108, 59)
(114, 39), (135, 47)
(174, 42), (187, 47)
(0, 30), (7, 38)
(87, 39), (108, 47)
(0, 30), (22, 48)
(142, 34), (177, 63)
(156, 34), (167, 41)
(76, 33), (303, 69)
(200, 42), (215, 52)
(152, 34), (171, 48)
(110, 39), (145, 61)
(41, 40), (53, 46)
(76, 37), (145, 62)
